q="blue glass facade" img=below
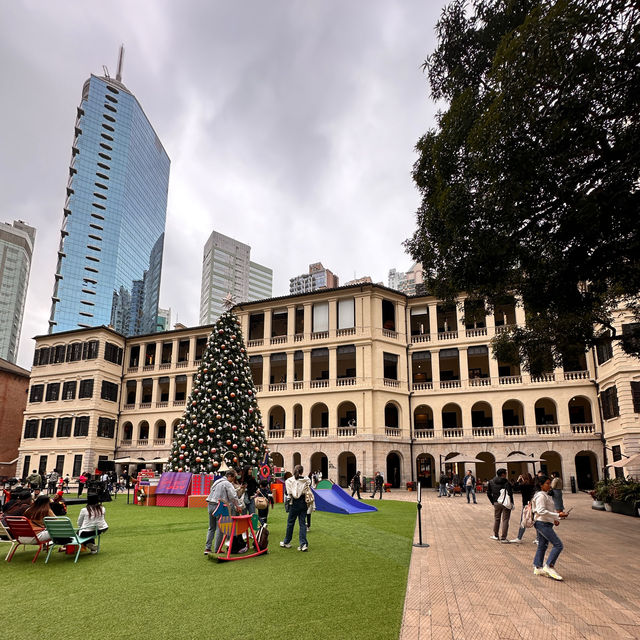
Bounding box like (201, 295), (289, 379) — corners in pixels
(49, 74), (170, 336)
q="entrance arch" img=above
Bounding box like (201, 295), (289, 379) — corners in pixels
(310, 451), (328, 480)
(270, 451), (284, 468)
(541, 451), (562, 477)
(476, 452), (495, 483)
(416, 453), (435, 487)
(293, 452), (301, 468)
(568, 396), (593, 424)
(575, 451), (599, 490)
(386, 452), (402, 487)
(337, 451), (357, 487)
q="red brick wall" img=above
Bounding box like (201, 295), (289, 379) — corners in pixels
(0, 370), (29, 478)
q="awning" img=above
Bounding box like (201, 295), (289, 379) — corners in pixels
(444, 453), (484, 464)
(606, 452), (640, 468)
(494, 453), (544, 464)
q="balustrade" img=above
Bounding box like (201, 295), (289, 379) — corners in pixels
(383, 378), (400, 388)
(385, 427), (401, 437)
(311, 428), (328, 437)
(337, 427), (357, 437)
(472, 426), (494, 437)
(414, 429), (435, 439)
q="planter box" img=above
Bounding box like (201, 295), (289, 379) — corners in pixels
(610, 500), (639, 517)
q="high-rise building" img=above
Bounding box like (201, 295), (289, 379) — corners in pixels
(0, 220), (36, 363)
(199, 230), (273, 324)
(289, 262), (339, 295)
(49, 48), (170, 337)
(388, 262), (425, 296)
(156, 307), (172, 332)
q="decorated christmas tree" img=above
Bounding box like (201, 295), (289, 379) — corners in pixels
(168, 308), (268, 473)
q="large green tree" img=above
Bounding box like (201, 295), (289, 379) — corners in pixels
(405, 0), (640, 373)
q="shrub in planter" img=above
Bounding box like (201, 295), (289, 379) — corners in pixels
(383, 482), (392, 492)
(406, 481), (416, 491)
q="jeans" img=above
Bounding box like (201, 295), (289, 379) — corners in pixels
(493, 503), (512, 539)
(205, 502), (225, 552)
(516, 505), (526, 540)
(552, 489), (564, 512)
(533, 521), (563, 568)
(283, 497), (308, 547)
(438, 484), (447, 497)
(465, 486), (476, 503)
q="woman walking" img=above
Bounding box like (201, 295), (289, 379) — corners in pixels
(280, 465), (310, 552)
(510, 472), (535, 543)
(532, 475), (568, 580)
(550, 472), (564, 511)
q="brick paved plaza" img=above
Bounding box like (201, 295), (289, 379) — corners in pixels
(393, 489), (640, 640)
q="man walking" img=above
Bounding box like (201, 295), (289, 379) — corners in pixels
(26, 469), (42, 491)
(438, 472), (448, 497)
(350, 471), (362, 499)
(487, 468), (514, 542)
(370, 471), (384, 499)
(47, 469), (59, 494)
(204, 468), (242, 555)
(464, 470), (477, 503)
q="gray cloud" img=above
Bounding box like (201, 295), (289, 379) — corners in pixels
(0, 0), (443, 368)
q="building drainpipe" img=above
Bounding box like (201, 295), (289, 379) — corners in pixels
(406, 336), (415, 484)
(590, 345), (609, 480)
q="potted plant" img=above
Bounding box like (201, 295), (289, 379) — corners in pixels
(383, 482), (392, 493)
(610, 477), (640, 517)
(593, 479), (612, 510)
(406, 481), (416, 491)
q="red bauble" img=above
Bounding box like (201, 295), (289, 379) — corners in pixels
(198, 438), (204, 444)
(179, 454), (184, 459)
(230, 392), (236, 398)
(192, 400), (197, 406)
(233, 376), (239, 381)
(232, 425), (237, 431)
(248, 408), (253, 414)
(217, 381), (223, 387)
(248, 390), (253, 395)
(226, 439), (232, 445)
(211, 448), (217, 453)
(218, 329), (224, 334)
(221, 345), (226, 350)
(232, 444), (238, 449)
(213, 461), (219, 467)
(180, 444), (186, 450)
(233, 457), (238, 463)
(209, 428), (214, 433)
(196, 457), (202, 463)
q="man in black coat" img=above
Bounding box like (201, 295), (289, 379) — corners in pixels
(370, 472), (384, 500)
(487, 468), (514, 542)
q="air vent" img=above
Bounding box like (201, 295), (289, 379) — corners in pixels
(95, 182), (108, 190)
(86, 255), (100, 263)
(97, 162), (110, 170)
(106, 85), (119, 94)
(93, 192), (107, 200)
(79, 313), (94, 318)
(84, 266), (99, 273)
(100, 143), (112, 151)
(105, 94), (118, 103)
(103, 114), (116, 123)
(92, 203), (106, 210)
(96, 172), (109, 180)
(102, 124), (115, 132)
(91, 213), (105, 221)
(80, 300), (95, 306)
(101, 133), (114, 141)
(88, 234), (102, 241)
(82, 289), (96, 295)
(98, 153), (111, 160)
(89, 224), (103, 231)
(87, 245), (101, 251)
(104, 104), (117, 113)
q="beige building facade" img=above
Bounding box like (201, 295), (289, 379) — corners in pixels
(17, 284), (640, 486)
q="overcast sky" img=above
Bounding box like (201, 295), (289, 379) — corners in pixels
(1, 1), (444, 369)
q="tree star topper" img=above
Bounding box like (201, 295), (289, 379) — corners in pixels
(222, 292), (236, 310)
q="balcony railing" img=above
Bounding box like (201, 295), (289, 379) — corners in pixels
(176, 361), (188, 368)
(138, 439), (149, 447)
(173, 400), (185, 406)
(440, 380), (461, 389)
(570, 422), (596, 434)
(465, 327), (487, 337)
(504, 426), (527, 437)
(269, 383), (287, 392)
(270, 336), (287, 344)
(143, 364), (155, 371)
(268, 429), (285, 439)
(536, 424), (560, 435)
(443, 428), (464, 438)
(159, 363), (171, 370)
(153, 438), (166, 446)
(472, 426), (494, 437)
(564, 370), (589, 380)
(385, 427), (401, 437)
(469, 377), (490, 387)
(337, 327), (356, 337)
(140, 402), (151, 409)
(120, 438), (132, 445)
(254, 385), (263, 393)
(411, 333), (430, 343)
(247, 339), (263, 347)
(293, 429), (302, 438)
(156, 401), (168, 408)
(310, 380), (329, 388)
(383, 378), (400, 388)
(311, 331), (329, 340)
(499, 375), (523, 385)
(414, 429), (435, 439)
(123, 403), (135, 410)
(127, 366), (138, 373)
(530, 373), (555, 383)
(382, 328), (398, 339)
(412, 382), (433, 390)
(495, 324), (516, 334)
(336, 377), (356, 386)
(337, 427), (357, 437)
(293, 381), (304, 390)
(437, 330), (458, 340)
(311, 428), (328, 437)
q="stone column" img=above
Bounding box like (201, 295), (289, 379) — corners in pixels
(262, 355), (270, 389)
(303, 349), (312, 387)
(286, 351), (295, 387)
(303, 304), (312, 339)
(328, 298), (337, 336)
(287, 305), (296, 339)
(431, 349), (440, 387)
(263, 310), (272, 342)
(459, 346), (469, 385)
(329, 347), (337, 384)
(428, 302), (438, 336)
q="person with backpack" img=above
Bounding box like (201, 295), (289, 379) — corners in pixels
(532, 474), (568, 581)
(487, 468), (514, 542)
(350, 471), (362, 500)
(280, 465), (311, 552)
(26, 469), (42, 490)
(254, 480), (274, 525)
(510, 472), (536, 543)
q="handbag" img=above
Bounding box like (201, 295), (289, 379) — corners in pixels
(304, 485), (315, 506)
(254, 492), (269, 510)
(497, 487), (514, 510)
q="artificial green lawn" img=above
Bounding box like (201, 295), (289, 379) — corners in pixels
(1, 497), (415, 640)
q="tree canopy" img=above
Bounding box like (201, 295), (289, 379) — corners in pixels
(405, 0), (640, 373)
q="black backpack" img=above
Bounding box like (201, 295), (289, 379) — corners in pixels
(230, 534), (247, 554)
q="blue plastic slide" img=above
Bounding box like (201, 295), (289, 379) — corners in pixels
(312, 483), (378, 514)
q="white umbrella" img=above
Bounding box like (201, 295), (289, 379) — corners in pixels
(444, 453), (485, 464)
(494, 453), (545, 464)
(606, 452), (640, 468)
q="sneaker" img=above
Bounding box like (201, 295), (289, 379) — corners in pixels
(533, 567), (546, 576)
(533, 539), (538, 545)
(203, 549), (211, 556)
(500, 539), (510, 544)
(543, 565), (563, 581)
(238, 546), (248, 554)
(489, 535), (499, 540)
(90, 548), (99, 555)
(279, 541), (291, 548)
(509, 538), (522, 544)
(297, 544), (308, 552)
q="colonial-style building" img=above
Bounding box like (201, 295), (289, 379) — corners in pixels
(17, 284), (640, 487)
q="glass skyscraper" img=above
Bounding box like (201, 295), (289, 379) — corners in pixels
(49, 57), (170, 336)
(0, 220), (36, 363)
